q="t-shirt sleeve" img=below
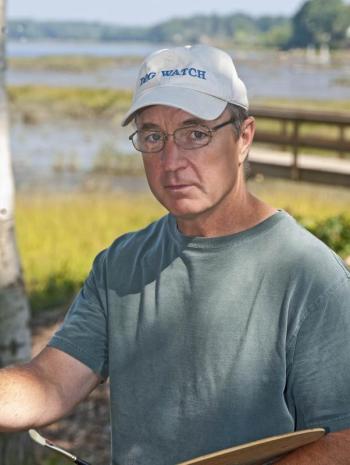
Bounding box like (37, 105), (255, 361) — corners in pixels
(286, 271), (350, 432)
(48, 250), (109, 379)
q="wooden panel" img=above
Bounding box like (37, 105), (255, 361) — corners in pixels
(254, 131), (350, 153)
(177, 429), (325, 465)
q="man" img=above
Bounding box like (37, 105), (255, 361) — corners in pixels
(1, 44), (350, 465)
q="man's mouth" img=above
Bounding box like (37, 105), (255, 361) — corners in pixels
(165, 184), (194, 191)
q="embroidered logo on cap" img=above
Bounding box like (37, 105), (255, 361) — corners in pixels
(140, 67), (207, 86)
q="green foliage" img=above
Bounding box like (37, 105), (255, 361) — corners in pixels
(261, 22), (292, 48)
(304, 214), (350, 257)
(290, 0), (350, 48)
(10, 5), (350, 50)
(249, 178), (350, 259)
(8, 19), (149, 41)
(8, 15), (292, 49)
(9, 6), (350, 50)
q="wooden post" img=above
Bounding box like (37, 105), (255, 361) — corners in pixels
(291, 121), (300, 180)
(339, 124), (345, 158)
(281, 120), (288, 152)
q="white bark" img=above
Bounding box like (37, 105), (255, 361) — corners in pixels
(0, 75), (30, 366)
(0, 0), (31, 369)
(0, 0), (13, 226)
(0, 1), (34, 462)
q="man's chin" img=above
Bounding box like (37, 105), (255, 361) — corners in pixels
(165, 200), (207, 220)
(153, 189), (210, 219)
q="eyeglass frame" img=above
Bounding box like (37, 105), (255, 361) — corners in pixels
(128, 118), (237, 153)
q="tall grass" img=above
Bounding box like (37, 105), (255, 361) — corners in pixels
(16, 182), (350, 312)
(8, 86), (132, 120)
(8, 85), (350, 122)
(248, 177), (350, 220)
(16, 193), (165, 311)
(252, 96), (350, 113)
(8, 55), (142, 72)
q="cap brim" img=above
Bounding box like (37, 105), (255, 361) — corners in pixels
(121, 86), (228, 126)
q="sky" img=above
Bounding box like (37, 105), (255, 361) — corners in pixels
(8, 0), (308, 26)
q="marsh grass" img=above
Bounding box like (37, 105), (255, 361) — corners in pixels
(16, 192), (166, 311)
(9, 84), (350, 128)
(334, 77), (350, 87)
(8, 55), (142, 72)
(16, 182), (350, 312)
(248, 177), (350, 220)
(252, 97), (350, 113)
(8, 85), (350, 158)
(92, 145), (144, 175)
(8, 85), (132, 121)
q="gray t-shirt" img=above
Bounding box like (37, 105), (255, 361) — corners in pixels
(49, 210), (350, 465)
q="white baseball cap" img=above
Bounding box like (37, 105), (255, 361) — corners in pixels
(121, 44), (248, 126)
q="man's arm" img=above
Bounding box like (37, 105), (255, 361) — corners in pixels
(276, 428), (350, 464)
(0, 346), (101, 432)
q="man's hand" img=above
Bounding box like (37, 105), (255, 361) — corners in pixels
(275, 428), (350, 464)
(0, 347), (101, 432)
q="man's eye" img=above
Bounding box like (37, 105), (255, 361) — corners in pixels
(144, 132), (162, 143)
(190, 129), (209, 140)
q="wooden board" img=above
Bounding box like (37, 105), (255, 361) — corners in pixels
(177, 428), (325, 465)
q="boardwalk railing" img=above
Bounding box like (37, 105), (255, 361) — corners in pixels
(250, 106), (350, 180)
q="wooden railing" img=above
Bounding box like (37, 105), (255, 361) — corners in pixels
(250, 106), (350, 179)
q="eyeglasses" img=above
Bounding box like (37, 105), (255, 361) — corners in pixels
(128, 119), (235, 153)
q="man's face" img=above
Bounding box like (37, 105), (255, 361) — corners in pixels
(135, 105), (253, 226)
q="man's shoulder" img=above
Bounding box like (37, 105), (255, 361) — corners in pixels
(112, 213), (169, 249)
(269, 211), (349, 287)
(94, 214), (170, 267)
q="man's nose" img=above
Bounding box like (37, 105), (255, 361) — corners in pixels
(160, 136), (188, 171)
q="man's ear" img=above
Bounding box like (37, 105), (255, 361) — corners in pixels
(238, 116), (255, 165)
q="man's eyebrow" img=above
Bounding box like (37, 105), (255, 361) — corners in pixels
(137, 118), (208, 131)
(181, 118), (208, 126)
(138, 122), (161, 130)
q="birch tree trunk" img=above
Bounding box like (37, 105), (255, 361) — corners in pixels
(0, 1), (35, 463)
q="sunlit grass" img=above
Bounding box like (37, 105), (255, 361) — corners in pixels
(251, 97), (350, 113)
(248, 177), (350, 220)
(16, 192), (166, 311)
(8, 85), (132, 120)
(7, 85), (350, 158)
(8, 55), (142, 72)
(16, 182), (350, 312)
(8, 84), (350, 124)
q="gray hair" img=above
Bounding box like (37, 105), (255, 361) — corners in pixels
(226, 103), (249, 139)
(226, 103), (252, 178)
(132, 103), (249, 139)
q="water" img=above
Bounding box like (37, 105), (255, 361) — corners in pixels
(7, 65), (140, 89)
(7, 40), (350, 99)
(11, 118), (138, 191)
(241, 61), (350, 101)
(6, 40), (350, 190)
(7, 40), (171, 58)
